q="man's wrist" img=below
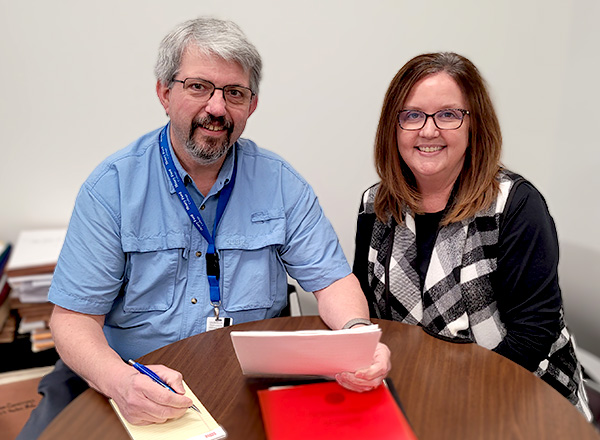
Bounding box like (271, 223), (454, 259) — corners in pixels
(342, 318), (372, 329)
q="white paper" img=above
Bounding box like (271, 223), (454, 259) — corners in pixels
(230, 325), (381, 377)
(8, 274), (54, 288)
(6, 228), (66, 271)
(110, 382), (227, 440)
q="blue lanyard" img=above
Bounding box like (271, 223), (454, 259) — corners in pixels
(158, 124), (237, 307)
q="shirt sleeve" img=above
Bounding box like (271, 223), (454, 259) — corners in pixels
(491, 181), (563, 371)
(48, 181), (126, 315)
(277, 166), (351, 293)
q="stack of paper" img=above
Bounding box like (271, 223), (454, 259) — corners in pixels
(6, 229), (66, 304)
(230, 325), (382, 377)
(5, 229), (66, 349)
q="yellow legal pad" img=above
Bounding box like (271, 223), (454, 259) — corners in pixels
(109, 381), (226, 440)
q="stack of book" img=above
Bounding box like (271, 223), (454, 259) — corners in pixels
(5, 229), (67, 352)
(0, 241), (14, 343)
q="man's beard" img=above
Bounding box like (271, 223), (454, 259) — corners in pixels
(185, 115), (234, 165)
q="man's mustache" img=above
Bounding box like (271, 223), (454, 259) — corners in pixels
(190, 115), (233, 135)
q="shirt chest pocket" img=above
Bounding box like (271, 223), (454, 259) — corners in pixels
(219, 210), (287, 313)
(122, 236), (189, 313)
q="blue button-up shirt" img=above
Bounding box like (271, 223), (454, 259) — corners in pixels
(49, 126), (350, 360)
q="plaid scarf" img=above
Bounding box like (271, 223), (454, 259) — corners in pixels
(363, 172), (592, 420)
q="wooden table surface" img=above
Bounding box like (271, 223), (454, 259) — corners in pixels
(40, 316), (599, 439)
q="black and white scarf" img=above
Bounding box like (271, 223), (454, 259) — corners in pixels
(363, 172), (592, 421)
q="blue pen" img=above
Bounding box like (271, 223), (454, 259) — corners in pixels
(128, 359), (201, 413)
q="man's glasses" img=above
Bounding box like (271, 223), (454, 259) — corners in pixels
(398, 108), (470, 130)
(171, 77), (255, 107)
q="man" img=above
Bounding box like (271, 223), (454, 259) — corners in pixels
(18, 17), (391, 438)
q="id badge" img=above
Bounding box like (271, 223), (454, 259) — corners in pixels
(206, 316), (233, 331)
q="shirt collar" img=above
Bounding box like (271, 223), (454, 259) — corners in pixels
(210, 144), (236, 197)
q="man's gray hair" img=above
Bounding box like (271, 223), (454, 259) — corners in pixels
(155, 17), (262, 94)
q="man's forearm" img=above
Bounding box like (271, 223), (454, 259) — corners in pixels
(50, 305), (131, 397)
(313, 273), (370, 330)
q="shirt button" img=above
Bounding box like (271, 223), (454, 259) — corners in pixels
(196, 251), (202, 257)
(191, 298), (197, 304)
(200, 205), (205, 210)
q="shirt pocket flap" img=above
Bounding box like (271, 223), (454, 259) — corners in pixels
(219, 209), (286, 250)
(122, 234), (189, 253)
(250, 209), (285, 223)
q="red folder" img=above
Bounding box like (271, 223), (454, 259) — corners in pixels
(257, 380), (417, 440)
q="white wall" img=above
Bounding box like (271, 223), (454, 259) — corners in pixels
(1, 0), (598, 354)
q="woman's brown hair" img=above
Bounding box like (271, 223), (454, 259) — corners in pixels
(374, 52), (502, 225)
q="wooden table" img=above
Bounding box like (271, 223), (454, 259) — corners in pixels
(40, 316), (599, 439)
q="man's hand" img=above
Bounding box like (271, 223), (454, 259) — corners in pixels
(111, 364), (194, 425)
(334, 342), (391, 392)
(51, 307), (193, 425)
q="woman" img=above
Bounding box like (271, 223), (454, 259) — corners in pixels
(353, 52), (592, 420)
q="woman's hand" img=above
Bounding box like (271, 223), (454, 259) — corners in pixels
(334, 342), (391, 392)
